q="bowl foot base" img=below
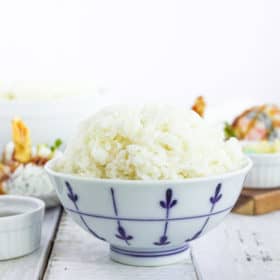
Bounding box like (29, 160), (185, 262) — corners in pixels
(110, 244), (189, 266)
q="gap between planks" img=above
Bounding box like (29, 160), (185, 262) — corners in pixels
(39, 207), (63, 280)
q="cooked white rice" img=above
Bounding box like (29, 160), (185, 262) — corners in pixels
(54, 105), (247, 180)
(4, 164), (54, 195)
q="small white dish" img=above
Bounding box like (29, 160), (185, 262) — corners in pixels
(2, 190), (60, 209)
(0, 195), (45, 260)
(244, 153), (280, 188)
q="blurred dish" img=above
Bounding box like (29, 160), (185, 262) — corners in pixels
(242, 140), (280, 188)
(225, 104), (280, 141)
(224, 104), (280, 188)
(243, 152), (280, 188)
(0, 81), (103, 151)
(0, 119), (61, 207)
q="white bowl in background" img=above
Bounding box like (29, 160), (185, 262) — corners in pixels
(0, 95), (104, 151)
(46, 158), (251, 266)
(0, 195), (45, 260)
(244, 153), (280, 188)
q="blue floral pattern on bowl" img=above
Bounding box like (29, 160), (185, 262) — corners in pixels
(65, 181), (224, 246)
(45, 157), (251, 266)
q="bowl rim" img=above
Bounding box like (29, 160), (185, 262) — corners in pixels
(245, 152), (280, 159)
(0, 195), (45, 222)
(45, 157), (252, 185)
(241, 140), (280, 158)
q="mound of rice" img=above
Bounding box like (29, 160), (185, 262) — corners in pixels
(54, 105), (247, 180)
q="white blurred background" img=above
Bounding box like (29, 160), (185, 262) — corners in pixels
(0, 0), (280, 122)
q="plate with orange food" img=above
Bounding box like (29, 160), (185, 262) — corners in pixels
(0, 118), (62, 207)
(225, 104), (280, 188)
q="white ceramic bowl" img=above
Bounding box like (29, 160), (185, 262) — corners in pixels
(0, 195), (45, 260)
(244, 153), (280, 188)
(46, 159), (252, 266)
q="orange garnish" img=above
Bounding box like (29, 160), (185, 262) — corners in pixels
(192, 96), (206, 117)
(12, 118), (32, 163)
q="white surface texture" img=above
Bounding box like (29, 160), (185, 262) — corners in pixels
(43, 211), (280, 280)
(1, 209), (280, 279)
(0, 1), (279, 110)
(191, 212), (280, 280)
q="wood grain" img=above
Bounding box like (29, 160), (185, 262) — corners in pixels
(191, 212), (280, 280)
(0, 207), (62, 280)
(44, 211), (280, 280)
(233, 188), (280, 215)
(44, 213), (197, 280)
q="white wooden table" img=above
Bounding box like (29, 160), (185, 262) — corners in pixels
(1, 208), (280, 280)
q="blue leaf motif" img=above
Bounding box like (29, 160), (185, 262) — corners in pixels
(215, 183), (222, 196)
(118, 226), (126, 237)
(159, 189), (177, 209)
(170, 199), (177, 208)
(186, 183), (223, 243)
(166, 189), (172, 207)
(210, 183), (222, 204)
(154, 235), (170, 245)
(68, 193), (78, 202)
(216, 193), (222, 202)
(160, 201), (166, 208)
(110, 188), (134, 245)
(65, 181), (105, 241)
(66, 181), (78, 202)
(115, 225), (133, 243)
(154, 188), (178, 246)
(160, 235), (168, 243)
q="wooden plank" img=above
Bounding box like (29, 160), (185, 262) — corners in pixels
(191, 212), (280, 280)
(233, 188), (280, 215)
(44, 212), (197, 280)
(0, 207), (62, 280)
